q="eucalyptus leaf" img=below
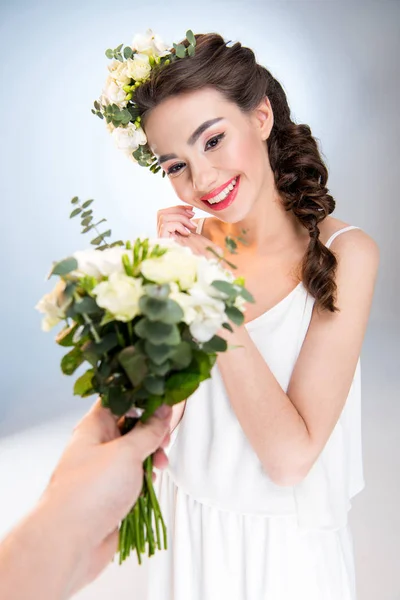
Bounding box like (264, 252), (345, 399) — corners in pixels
(72, 296), (101, 316)
(170, 341), (192, 368)
(123, 46), (133, 59)
(118, 346), (148, 387)
(186, 30), (196, 45)
(149, 360), (171, 376)
(144, 341), (173, 365)
(225, 305), (244, 326)
(71, 196), (79, 204)
(51, 257), (78, 277)
(81, 217), (92, 227)
(211, 280), (235, 298)
(134, 319), (180, 346)
(143, 375), (165, 396)
(70, 208), (82, 218)
(202, 335), (228, 353)
(105, 49), (114, 59)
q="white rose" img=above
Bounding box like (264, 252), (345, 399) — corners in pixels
(92, 272), (143, 322)
(125, 54), (151, 82)
(73, 248), (126, 279)
(186, 287), (227, 343)
(102, 76), (127, 108)
(35, 280), (71, 332)
(195, 256), (235, 298)
(141, 247), (199, 291)
(131, 28), (171, 58)
(107, 60), (130, 86)
(168, 283), (197, 325)
(112, 123), (147, 154)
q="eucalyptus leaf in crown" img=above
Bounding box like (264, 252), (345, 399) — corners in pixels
(92, 29), (197, 176)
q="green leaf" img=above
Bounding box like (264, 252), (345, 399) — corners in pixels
(143, 374), (165, 395)
(118, 346), (148, 386)
(222, 322), (234, 333)
(225, 305), (244, 326)
(123, 46), (133, 59)
(81, 217), (92, 227)
(165, 371), (200, 404)
(149, 360), (171, 376)
(170, 341), (192, 368)
(175, 44), (186, 58)
(82, 199), (94, 209)
(61, 346), (84, 375)
(72, 296), (101, 316)
(71, 196), (79, 204)
(82, 225), (94, 234)
(56, 324), (79, 347)
(193, 350), (214, 381)
(115, 43), (123, 52)
(104, 387), (134, 417)
(73, 369), (95, 396)
(211, 280), (235, 298)
(81, 210), (93, 218)
(81, 341), (99, 367)
(144, 341), (173, 365)
(141, 395), (164, 422)
(186, 30), (196, 45)
(238, 287), (255, 303)
(94, 332), (119, 355)
(139, 296), (184, 324)
(70, 208), (82, 218)
(201, 335), (228, 353)
(91, 235), (104, 245)
(51, 257), (78, 277)
(94, 101), (100, 111)
(144, 283), (170, 299)
(187, 44), (195, 57)
(134, 319), (180, 346)
(105, 48), (114, 59)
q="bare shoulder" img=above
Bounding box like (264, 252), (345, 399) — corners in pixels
(320, 216), (379, 260)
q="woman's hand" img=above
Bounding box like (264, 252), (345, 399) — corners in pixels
(172, 230), (225, 261)
(157, 205), (197, 237)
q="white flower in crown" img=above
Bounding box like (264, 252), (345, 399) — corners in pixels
(125, 54), (152, 82)
(111, 123), (147, 155)
(107, 60), (130, 86)
(131, 28), (171, 58)
(101, 76), (127, 109)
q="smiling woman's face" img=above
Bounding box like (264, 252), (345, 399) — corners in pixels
(144, 87), (274, 222)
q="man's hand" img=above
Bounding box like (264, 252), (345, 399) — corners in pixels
(42, 400), (172, 594)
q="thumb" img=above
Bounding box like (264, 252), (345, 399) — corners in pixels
(123, 405), (172, 461)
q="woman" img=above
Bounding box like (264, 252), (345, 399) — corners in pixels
(134, 33), (379, 599)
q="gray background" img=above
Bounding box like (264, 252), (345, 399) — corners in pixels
(0, 1), (398, 598)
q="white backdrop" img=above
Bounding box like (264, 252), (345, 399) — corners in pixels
(0, 1), (399, 598)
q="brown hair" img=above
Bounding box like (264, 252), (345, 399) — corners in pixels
(134, 33), (339, 313)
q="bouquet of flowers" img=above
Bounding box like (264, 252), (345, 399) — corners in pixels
(36, 198), (253, 565)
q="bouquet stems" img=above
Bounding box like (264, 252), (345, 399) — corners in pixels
(117, 419), (168, 564)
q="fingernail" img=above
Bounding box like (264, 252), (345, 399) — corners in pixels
(154, 404), (171, 419)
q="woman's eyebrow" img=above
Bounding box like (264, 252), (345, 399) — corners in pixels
(157, 117), (225, 165)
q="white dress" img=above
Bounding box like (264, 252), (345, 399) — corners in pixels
(146, 222), (365, 600)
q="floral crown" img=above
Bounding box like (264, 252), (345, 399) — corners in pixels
(92, 29), (196, 177)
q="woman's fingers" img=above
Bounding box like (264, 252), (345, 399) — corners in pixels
(157, 206), (197, 238)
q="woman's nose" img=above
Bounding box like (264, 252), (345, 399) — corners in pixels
(192, 160), (218, 195)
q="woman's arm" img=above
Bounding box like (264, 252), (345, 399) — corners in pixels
(217, 229), (379, 486)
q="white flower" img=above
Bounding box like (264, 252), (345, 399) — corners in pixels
(112, 123), (147, 154)
(131, 28), (170, 58)
(168, 282), (197, 325)
(125, 54), (151, 82)
(141, 247), (199, 291)
(35, 280), (71, 332)
(101, 76), (127, 108)
(234, 294), (247, 312)
(73, 248), (126, 279)
(195, 256), (235, 299)
(107, 60), (130, 86)
(92, 272), (143, 322)
(186, 287), (227, 343)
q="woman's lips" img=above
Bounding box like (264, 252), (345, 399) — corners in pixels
(200, 176), (239, 202)
(201, 176), (240, 212)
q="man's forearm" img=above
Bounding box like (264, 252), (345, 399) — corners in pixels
(0, 493), (83, 600)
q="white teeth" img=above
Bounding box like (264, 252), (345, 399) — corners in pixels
(207, 177), (238, 205)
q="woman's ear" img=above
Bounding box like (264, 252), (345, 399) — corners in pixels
(252, 96), (274, 141)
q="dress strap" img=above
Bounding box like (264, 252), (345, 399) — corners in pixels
(325, 226), (361, 249)
(196, 217), (206, 235)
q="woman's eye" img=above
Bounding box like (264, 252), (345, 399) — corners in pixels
(167, 133), (225, 176)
